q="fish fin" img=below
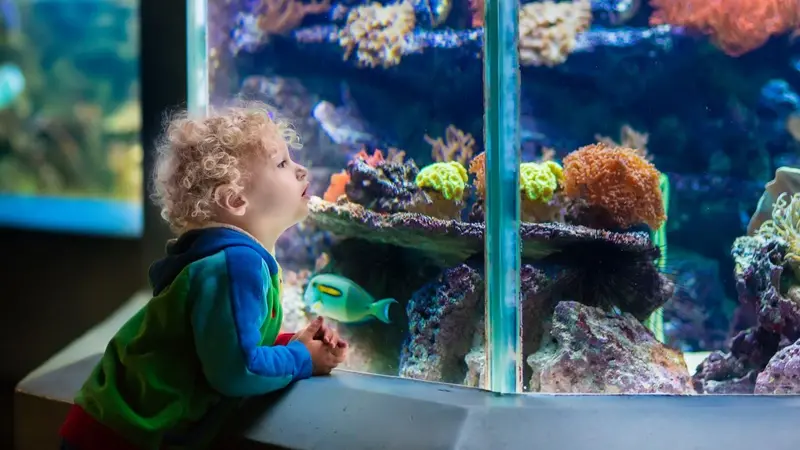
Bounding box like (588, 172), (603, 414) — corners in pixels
(369, 298), (397, 324)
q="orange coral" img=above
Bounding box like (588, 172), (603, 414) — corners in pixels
(323, 171), (350, 202)
(469, 0), (485, 28)
(649, 0), (800, 57)
(563, 143), (666, 229)
(257, 0), (330, 35)
(468, 152), (486, 198)
(322, 148), (387, 202)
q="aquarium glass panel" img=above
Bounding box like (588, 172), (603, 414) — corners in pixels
(192, 0), (493, 386)
(0, 0), (142, 236)
(513, 0), (800, 396)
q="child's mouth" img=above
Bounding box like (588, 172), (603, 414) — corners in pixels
(302, 184), (309, 198)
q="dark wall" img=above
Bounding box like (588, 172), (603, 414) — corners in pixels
(1, 0), (186, 446)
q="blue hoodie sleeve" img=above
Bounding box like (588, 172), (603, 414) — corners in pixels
(188, 248), (313, 397)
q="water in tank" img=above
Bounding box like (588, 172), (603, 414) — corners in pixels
(190, 0), (800, 395)
(0, 0), (142, 236)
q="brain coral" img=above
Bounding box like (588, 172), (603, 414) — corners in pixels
(563, 143), (666, 230)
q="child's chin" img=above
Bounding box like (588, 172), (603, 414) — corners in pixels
(295, 204), (310, 220)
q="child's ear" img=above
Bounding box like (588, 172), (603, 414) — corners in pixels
(215, 185), (248, 216)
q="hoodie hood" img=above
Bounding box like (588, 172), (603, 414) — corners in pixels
(148, 227), (274, 295)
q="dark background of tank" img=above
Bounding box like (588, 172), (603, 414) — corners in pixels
(0, 0), (184, 446)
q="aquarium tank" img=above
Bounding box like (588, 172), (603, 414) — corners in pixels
(188, 0), (800, 395)
(0, 0), (142, 236)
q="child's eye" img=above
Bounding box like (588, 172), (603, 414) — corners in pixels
(277, 160), (288, 168)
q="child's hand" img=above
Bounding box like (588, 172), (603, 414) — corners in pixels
(292, 317), (348, 349)
(294, 317), (345, 375)
(316, 324), (347, 349)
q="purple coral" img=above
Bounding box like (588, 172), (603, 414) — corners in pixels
(399, 264), (483, 383)
(755, 338), (800, 394)
(693, 327), (779, 394)
(734, 237), (800, 341)
(527, 301), (695, 394)
(693, 235), (800, 393)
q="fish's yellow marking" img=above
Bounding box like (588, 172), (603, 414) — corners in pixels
(316, 284), (343, 297)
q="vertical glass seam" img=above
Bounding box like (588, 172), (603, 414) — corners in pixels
(186, 0), (209, 116)
(483, 0), (522, 393)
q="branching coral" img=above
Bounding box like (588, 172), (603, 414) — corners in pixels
(468, 152), (486, 198)
(338, 1), (416, 69)
(562, 143), (666, 230)
(519, 0), (593, 67)
(595, 124), (652, 161)
(649, 0), (800, 57)
(756, 192), (800, 278)
(425, 125), (475, 165)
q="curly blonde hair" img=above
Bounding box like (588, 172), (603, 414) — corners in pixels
(151, 101), (302, 233)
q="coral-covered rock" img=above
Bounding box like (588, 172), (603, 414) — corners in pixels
(307, 196), (657, 264)
(399, 264), (484, 383)
(345, 158), (421, 213)
(461, 265), (557, 389)
(692, 326), (780, 394)
(733, 236), (800, 342)
(527, 301), (694, 394)
(755, 338), (800, 394)
(692, 350), (759, 394)
(692, 235), (796, 393)
(401, 263), (556, 388)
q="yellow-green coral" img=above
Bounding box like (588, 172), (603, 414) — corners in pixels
(757, 192), (800, 277)
(416, 161), (469, 201)
(520, 160), (564, 203)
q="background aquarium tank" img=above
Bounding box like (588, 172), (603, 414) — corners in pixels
(0, 0), (142, 236)
(189, 0), (800, 395)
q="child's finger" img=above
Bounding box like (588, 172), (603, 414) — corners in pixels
(323, 328), (335, 345)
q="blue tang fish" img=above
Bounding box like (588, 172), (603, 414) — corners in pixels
(303, 273), (397, 324)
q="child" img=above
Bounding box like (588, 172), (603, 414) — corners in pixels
(58, 102), (348, 450)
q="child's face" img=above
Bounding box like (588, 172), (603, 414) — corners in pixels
(242, 140), (310, 233)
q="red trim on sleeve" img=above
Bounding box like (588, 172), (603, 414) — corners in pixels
(274, 333), (294, 346)
(59, 405), (140, 450)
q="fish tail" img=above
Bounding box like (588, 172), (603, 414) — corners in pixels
(369, 298), (397, 324)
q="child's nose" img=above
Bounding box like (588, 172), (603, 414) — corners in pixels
(297, 165), (308, 180)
